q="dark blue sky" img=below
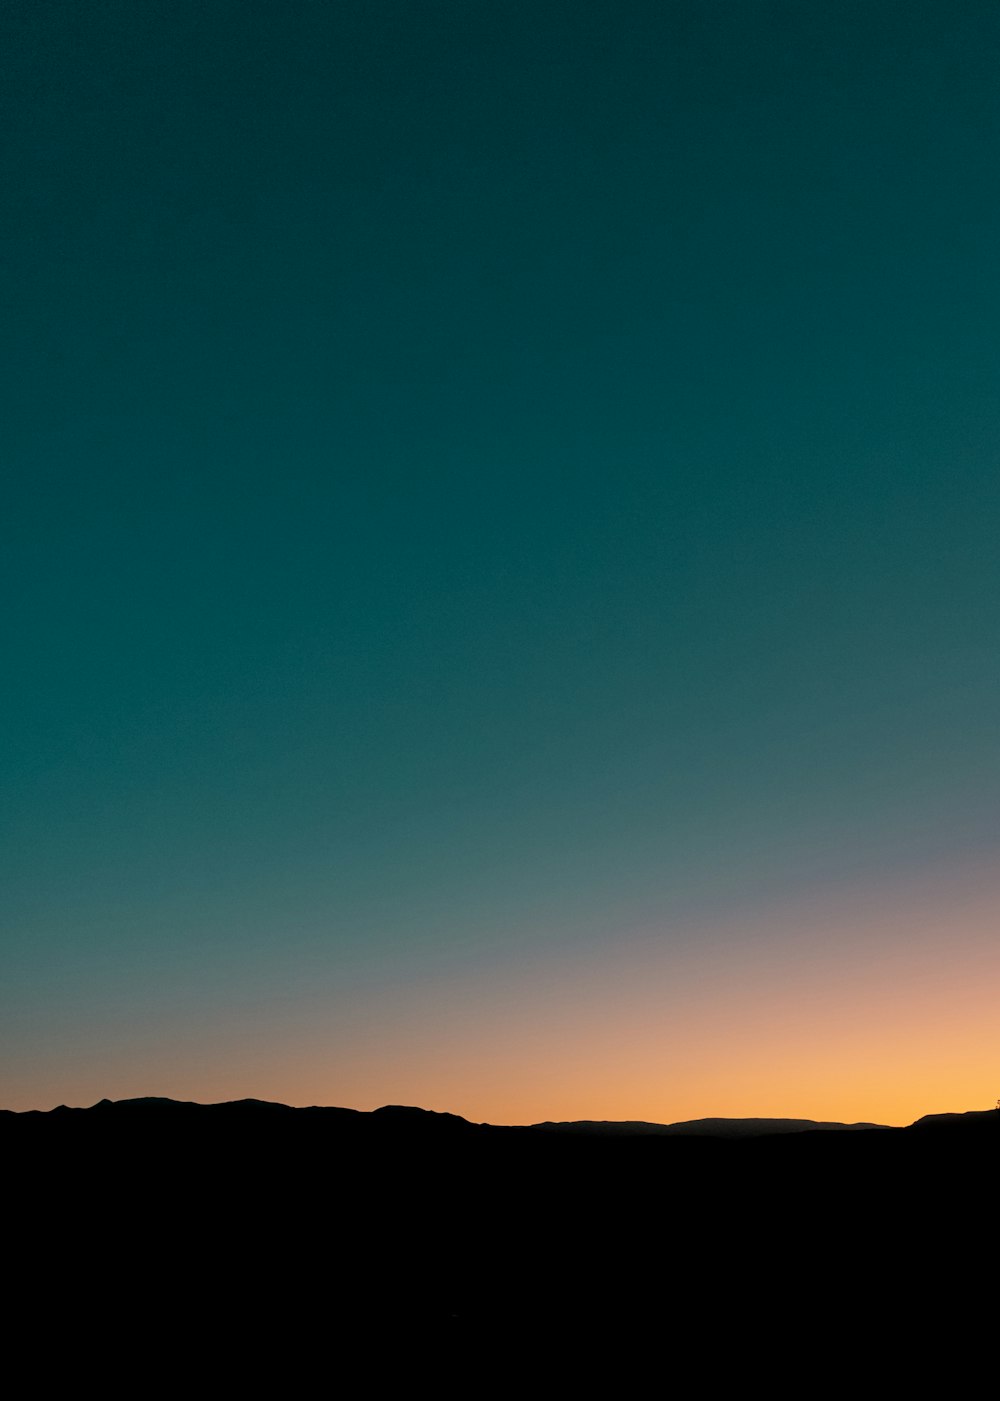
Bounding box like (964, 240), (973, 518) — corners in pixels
(3, 2), (999, 1115)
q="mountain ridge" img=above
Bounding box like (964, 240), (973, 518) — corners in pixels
(5, 1089), (995, 1351)
(530, 1114), (889, 1136)
(3, 1094), (996, 1134)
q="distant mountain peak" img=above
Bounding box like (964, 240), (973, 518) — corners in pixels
(371, 1104), (474, 1128)
(909, 1108), (999, 1130)
(531, 1116), (888, 1137)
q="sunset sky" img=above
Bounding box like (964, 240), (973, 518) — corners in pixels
(3, 1), (998, 1123)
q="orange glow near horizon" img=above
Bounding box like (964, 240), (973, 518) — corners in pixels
(6, 863), (998, 1126)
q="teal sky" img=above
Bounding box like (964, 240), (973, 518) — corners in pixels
(3, 2), (999, 1116)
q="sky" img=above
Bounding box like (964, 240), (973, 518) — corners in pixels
(3, 1), (998, 1124)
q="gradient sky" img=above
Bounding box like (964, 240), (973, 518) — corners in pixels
(3, 1), (998, 1123)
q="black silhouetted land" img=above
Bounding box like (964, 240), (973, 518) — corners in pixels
(4, 1096), (995, 1376)
(531, 1113), (888, 1134)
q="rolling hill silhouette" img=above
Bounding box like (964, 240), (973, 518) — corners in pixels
(530, 1114), (887, 1135)
(5, 1096), (890, 1133)
(4, 1094), (994, 1375)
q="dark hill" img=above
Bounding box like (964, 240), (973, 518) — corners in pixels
(3, 1096), (995, 1374)
(531, 1114), (887, 1136)
(909, 1107), (999, 1132)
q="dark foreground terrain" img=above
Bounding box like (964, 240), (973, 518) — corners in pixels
(4, 1098), (995, 1378)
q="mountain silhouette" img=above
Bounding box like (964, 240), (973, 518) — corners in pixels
(4, 1094), (994, 1377)
(909, 1107), (999, 1131)
(531, 1114), (887, 1136)
(8, 1093), (986, 1134)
